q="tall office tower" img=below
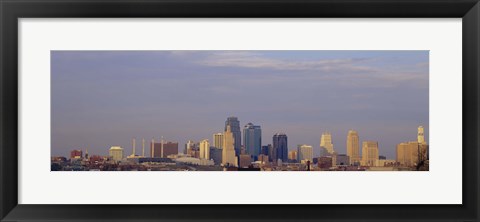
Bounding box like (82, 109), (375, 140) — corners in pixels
(109, 146), (124, 162)
(297, 144), (313, 162)
(185, 140), (195, 155)
(273, 133), (288, 162)
(243, 123), (262, 158)
(418, 126), (426, 144)
(213, 133), (224, 149)
(222, 125), (237, 166)
(320, 132), (335, 154)
(396, 141), (428, 167)
(361, 141), (379, 166)
(346, 130), (360, 165)
(225, 116), (241, 156)
(199, 139), (210, 160)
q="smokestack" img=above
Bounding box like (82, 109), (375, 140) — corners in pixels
(142, 138), (145, 157)
(151, 138), (155, 157)
(132, 138), (136, 156)
(161, 136), (164, 158)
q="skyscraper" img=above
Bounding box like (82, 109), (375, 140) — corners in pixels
(225, 117), (241, 156)
(243, 123), (262, 159)
(199, 139), (210, 160)
(213, 133), (224, 149)
(361, 141), (379, 166)
(418, 126), (426, 144)
(320, 132), (335, 154)
(222, 125), (237, 166)
(273, 133), (288, 162)
(297, 144), (313, 162)
(346, 130), (360, 165)
(185, 140), (195, 155)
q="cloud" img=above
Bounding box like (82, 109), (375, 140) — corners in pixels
(195, 51), (376, 72)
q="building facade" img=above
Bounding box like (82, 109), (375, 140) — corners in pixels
(361, 141), (379, 166)
(151, 141), (178, 158)
(396, 141), (428, 167)
(320, 132), (335, 154)
(213, 133), (224, 149)
(297, 144), (313, 162)
(109, 146), (124, 162)
(222, 125), (237, 166)
(273, 133), (288, 162)
(243, 123), (262, 159)
(225, 116), (241, 156)
(346, 130), (360, 165)
(199, 139), (210, 160)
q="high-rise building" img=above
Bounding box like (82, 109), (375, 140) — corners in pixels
(261, 145), (269, 156)
(396, 141), (428, 167)
(151, 140), (178, 158)
(297, 144), (313, 162)
(418, 126), (426, 144)
(288, 150), (298, 161)
(346, 130), (360, 165)
(320, 132), (335, 154)
(213, 133), (224, 149)
(273, 133), (288, 162)
(162, 142), (178, 158)
(225, 117), (241, 156)
(209, 147), (223, 165)
(199, 139), (210, 160)
(185, 140), (195, 156)
(243, 123), (262, 159)
(222, 125), (237, 166)
(109, 146), (124, 162)
(361, 141), (379, 166)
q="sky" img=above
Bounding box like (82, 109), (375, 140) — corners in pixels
(51, 50), (429, 159)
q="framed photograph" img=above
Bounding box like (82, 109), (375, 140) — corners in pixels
(1, 0), (479, 221)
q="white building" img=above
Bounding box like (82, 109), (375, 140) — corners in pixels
(320, 132), (335, 154)
(361, 141), (379, 166)
(199, 139), (210, 160)
(297, 144), (313, 162)
(213, 133), (224, 149)
(346, 130), (360, 165)
(222, 125), (237, 166)
(109, 146), (124, 162)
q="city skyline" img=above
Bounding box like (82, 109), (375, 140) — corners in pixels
(51, 50), (429, 159)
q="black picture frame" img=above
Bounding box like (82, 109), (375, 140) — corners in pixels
(1, 0), (479, 221)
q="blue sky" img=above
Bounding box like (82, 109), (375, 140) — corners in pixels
(51, 50), (429, 159)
